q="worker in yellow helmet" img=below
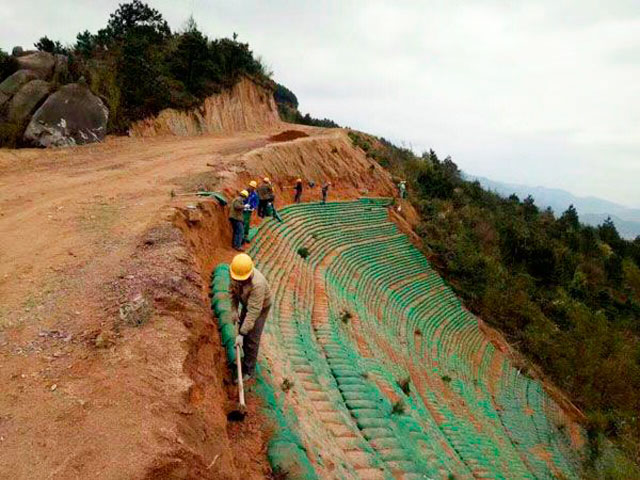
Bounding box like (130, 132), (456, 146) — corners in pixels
(242, 181), (260, 244)
(257, 177), (275, 218)
(229, 190), (248, 251)
(229, 253), (272, 381)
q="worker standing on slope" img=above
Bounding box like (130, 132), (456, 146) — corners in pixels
(243, 181), (259, 244)
(229, 253), (272, 382)
(229, 190), (248, 251)
(321, 181), (331, 204)
(293, 178), (303, 203)
(257, 177), (275, 218)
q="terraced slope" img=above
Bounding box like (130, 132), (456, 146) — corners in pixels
(216, 199), (583, 479)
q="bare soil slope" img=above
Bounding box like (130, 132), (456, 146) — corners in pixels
(0, 125), (397, 479)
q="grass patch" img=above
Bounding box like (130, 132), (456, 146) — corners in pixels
(280, 378), (294, 392)
(441, 375), (452, 383)
(391, 400), (405, 415)
(339, 310), (352, 324)
(397, 376), (411, 395)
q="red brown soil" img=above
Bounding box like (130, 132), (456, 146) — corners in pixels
(0, 132), (277, 480)
(0, 123), (398, 479)
(267, 130), (309, 142)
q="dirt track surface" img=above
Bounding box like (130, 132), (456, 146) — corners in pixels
(0, 131), (290, 479)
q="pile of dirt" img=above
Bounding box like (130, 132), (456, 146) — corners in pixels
(268, 130), (309, 142)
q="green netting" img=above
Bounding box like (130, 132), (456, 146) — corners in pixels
(218, 198), (582, 480)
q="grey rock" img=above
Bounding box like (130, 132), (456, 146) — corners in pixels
(0, 70), (39, 98)
(11, 46), (24, 57)
(23, 82), (109, 147)
(16, 51), (55, 79)
(52, 54), (68, 83)
(6, 80), (52, 123)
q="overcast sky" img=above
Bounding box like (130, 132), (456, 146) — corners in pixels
(2, 1), (639, 207)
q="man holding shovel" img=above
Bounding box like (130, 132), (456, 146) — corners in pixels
(229, 253), (272, 382)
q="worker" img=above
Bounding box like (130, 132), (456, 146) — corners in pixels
(229, 253), (272, 381)
(321, 181), (331, 203)
(398, 180), (407, 199)
(294, 178), (303, 203)
(257, 177), (275, 218)
(243, 181), (259, 244)
(229, 190), (248, 251)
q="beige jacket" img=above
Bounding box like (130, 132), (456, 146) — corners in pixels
(229, 196), (245, 221)
(231, 268), (272, 335)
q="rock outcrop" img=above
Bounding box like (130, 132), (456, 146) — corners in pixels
(129, 77), (280, 137)
(0, 70), (40, 108)
(23, 82), (109, 147)
(16, 51), (55, 79)
(5, 79), (52, 123)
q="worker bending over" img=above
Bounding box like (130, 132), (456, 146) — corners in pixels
(230, 253), (272, 381)
(229, 190), (248, 251)
(257, 177), (275, 218)
(243, 181), (259, 244)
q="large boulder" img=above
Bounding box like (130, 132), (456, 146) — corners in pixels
(0, 70), (39, 108)
(52, 54), (68, 83)
(12, 46), (25, 57)
(5, 80), (52, 123)
(23, 82), (109, 147)
(16, 51), (55, 80)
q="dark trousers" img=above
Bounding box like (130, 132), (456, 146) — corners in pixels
(294, 191), (302, 203)
(229, 218), (244, 249)
(242, 210), (252, 243)
(239, 304), (270, 375)
(257, 199), (269, 217)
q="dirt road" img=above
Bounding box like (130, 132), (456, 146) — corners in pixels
(0, 131), (282, 479)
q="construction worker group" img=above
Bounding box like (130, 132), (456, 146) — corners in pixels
(226, 175), (332, 383)
(228, 176), (331, 252)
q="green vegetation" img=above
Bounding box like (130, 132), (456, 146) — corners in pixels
(5, 1), (271, 134)
(339, 310), (352, 324)
(0, 48), (18, 79)
(297, 246), (310, 259)
(349, 131), (640, 472)
(34, 36), (67, 54)
(275, 83), (340, 128)
(391, 400), (406, 415)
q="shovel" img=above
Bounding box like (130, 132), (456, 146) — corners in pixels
(227, 342), (247, 422)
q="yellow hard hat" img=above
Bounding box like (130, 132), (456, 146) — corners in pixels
(230, 253), (254, 281)
(263, 177), (270, 183)
(240, 190), (249, 197)
(249, 180), (258, 188)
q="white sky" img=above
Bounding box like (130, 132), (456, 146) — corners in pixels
(1, 0), (639, 206)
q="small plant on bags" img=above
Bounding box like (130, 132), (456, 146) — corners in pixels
(297, 246), (310, 259)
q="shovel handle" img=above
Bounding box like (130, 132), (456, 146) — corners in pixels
(236, 344), (246, 407)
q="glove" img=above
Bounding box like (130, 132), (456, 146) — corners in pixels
(235, 335), (244, 348)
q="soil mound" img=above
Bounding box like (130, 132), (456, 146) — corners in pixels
(268, 130), (309, 142)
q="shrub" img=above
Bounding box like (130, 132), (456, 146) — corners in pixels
(397, 377), (411, 395)
(391, 400), (405, 415)
(297, 246), (310, 259)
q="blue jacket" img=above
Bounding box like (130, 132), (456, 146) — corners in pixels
(245, 191), (259, 210)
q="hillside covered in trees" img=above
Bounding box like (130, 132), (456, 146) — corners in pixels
(349, 131), (640, 476)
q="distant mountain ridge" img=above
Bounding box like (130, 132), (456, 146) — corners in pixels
(465, 174), (640, 239)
